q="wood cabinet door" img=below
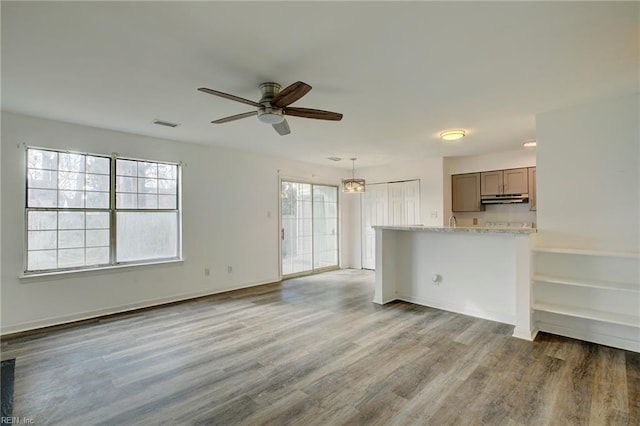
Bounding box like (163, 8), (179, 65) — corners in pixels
(503, 168), (528, 194)
(528, 167), (537, 211)
(452, 173), (482, 212)
(481, 170), (503, 195)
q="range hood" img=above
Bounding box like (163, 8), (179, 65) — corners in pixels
(481, 194), (529, 204)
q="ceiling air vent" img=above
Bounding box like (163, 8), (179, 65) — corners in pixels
(152, 119), (180, 128)
(327, 157), (342, 162)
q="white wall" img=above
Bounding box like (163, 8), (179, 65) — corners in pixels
(444, 150), (537, 227)
(536, 93), (639, 252)
(1, 112), (351, 334)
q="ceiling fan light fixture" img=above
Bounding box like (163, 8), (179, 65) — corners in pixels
(342, 158), (366, 193)
(440, 129), (466, 141)
(257, 107), (285, 124)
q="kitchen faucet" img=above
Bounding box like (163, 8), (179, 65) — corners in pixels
(448, 215), (457, 228)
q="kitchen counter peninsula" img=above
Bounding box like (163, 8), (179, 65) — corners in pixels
(373, 225), (536, 341)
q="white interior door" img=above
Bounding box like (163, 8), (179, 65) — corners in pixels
(361, 180), (421, 270)
(388, 182), (406, 226)
(361, 183), (388, 270)
(404, 179), (421, 225)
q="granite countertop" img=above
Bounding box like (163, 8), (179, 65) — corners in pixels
(372, 225), (537, 235)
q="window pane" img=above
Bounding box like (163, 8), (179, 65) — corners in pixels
(138, 178), (157, 194)
(28, 149), (58, 170)
(138, 194), (158, 209)
(158, 164), (177, 179)
(59, 230), (84, 249)
(28, 211), (57, 230)
(86, 174), (110, 191)
(116, 193), (137, 209)
(116, 212), (178, 262)
(116, 176), (137, 193)
(58, 190), (84, 208)
(159, 195), (176, 209)
(59, 212), (85, 229)
(314, 185), (337, 203)
(86, 156), (110, 175)
(158, 179), (176, 194)
(86, 212), (109, 229)
(86, 247), (109, 265)
(138, 162), (158, 178)
(28, 189), (57, 208)
(116, 159), (137, 176)
(28, 231), (57, 250)
(58, 172), (84, 190)
(59, 153), (85, 172)
(86, 192), (109, 209)
(28, 169), (57, 189)
(28, 250), (57, 270)
(86, 229), (109, 247)
(58, 248), (84, 268)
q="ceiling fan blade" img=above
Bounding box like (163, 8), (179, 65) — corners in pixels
(284, 107), (343, 121)
(272, 119), (291, 136)
(198, 87), (261, 107)
(271, 81), (312, 107)
(211, 111), (257, 124)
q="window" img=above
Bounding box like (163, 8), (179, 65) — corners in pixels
(280, 181), (338, 276)
(26, 148), (181, 273)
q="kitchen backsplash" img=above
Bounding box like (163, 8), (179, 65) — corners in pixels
(452, 203), (536, 228)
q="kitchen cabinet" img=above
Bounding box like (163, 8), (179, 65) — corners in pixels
(481, 168), (528, 195)
(452, 173), (483, 212)
(528, 167), (536, 211)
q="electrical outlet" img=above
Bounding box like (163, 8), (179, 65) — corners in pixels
(473, 218), (478, 225)
(204, 268), (210, 277)
(227, 266), (233, 274)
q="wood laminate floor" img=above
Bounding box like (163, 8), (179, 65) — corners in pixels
(2, 269), (639, 425)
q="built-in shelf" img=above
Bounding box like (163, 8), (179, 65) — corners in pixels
(533, 302), (640, 328)
(532, 274), (640, 293)
(532, 247), (640, 258)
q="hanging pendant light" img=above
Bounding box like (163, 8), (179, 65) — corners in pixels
(342, 158), (366, 193)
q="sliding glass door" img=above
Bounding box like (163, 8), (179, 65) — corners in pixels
(281, 181), (338, 276)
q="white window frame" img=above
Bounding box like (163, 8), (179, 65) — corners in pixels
(24, 147), (182, 275)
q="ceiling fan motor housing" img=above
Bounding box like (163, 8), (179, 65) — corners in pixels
(258, 82), (285, 124)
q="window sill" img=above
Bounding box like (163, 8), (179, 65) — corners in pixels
(19, 258), (184, 280)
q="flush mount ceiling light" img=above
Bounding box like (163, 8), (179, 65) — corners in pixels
(440, 129), (466, 141)
(523, 139), (537, 148)
(342, 158), (366, 193)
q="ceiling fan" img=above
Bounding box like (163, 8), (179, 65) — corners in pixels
(198, 81), (343, 135)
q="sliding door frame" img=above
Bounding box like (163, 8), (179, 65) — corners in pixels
(278, 177), (340, 280)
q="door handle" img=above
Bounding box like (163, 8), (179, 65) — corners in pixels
(281, 228), (285, 240)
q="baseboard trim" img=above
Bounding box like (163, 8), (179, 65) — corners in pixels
(397, 294), (515, 325)
(512, 327), (539, 341)
(537, 321), (640, 353)
(1, 279), (281, 339)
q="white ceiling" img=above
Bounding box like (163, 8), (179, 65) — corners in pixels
(2, 1), (638, 168)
